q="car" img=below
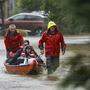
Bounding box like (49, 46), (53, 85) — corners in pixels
(0, 12), (48, 35)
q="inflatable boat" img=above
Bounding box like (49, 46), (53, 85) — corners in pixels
(4, 58), (43, 75)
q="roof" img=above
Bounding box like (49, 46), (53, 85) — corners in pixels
(8, 12), (47, 19)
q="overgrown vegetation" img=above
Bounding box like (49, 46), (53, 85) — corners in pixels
(58, 44), (90, 90)
(15, 0), (90, 35)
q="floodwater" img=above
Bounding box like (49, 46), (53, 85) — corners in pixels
(0, 36), (90, 90)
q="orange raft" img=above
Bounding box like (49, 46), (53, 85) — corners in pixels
(4, 59), (42, 75)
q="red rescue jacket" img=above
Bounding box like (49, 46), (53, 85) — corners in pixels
(38, 31), (66, 57)
(4, 33), (24, 53)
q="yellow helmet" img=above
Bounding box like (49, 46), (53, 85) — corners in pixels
(48, 21), (56, 29)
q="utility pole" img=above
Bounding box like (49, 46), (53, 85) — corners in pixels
(0, 0), (5, 31)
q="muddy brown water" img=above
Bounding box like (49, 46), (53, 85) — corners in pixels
(0, 36), (89, 90)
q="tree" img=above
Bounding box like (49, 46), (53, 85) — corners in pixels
(42, 0), (90, 34)
(15, 0), (90, 34)
(19, 0), (42, 12)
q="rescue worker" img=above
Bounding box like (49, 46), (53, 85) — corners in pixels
(38, 21), (66, 74)
(4, 24), (24, 58)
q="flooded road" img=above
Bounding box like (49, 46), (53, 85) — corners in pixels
(0, 36), (90, 90)
(0, 38), (58, 90)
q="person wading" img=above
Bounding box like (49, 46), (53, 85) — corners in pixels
(38, 21), (66, 74)
(4, 24), (24, 59)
